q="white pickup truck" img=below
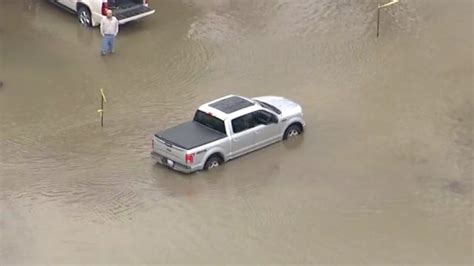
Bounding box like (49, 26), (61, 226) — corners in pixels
(50, 0), (155, 27)
(151, 95), (306, 174)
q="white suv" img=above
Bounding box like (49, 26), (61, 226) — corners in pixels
(51, 0), (155, 27)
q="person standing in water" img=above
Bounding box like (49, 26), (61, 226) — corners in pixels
(100, 9), (119, 56)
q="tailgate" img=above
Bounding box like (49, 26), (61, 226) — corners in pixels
(153, 135), (187, 165)
(114, 5), (155, 24)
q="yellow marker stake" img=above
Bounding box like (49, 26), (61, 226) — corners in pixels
(379, 0), (399, 9)
(99, 89), (107, 127)
(377, 0), (399, 37)
(100, 88), (107, 103)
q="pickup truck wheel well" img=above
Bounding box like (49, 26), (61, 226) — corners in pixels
(205, 153), (224, 164)
(204, 152), (224, 169)
(283, 122), (304, 140)
(203, 153), (224, 170)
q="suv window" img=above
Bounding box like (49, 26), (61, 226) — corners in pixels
(231, 113), (257, 133)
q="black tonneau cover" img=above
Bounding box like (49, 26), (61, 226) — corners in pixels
(156, 121), (226, 150)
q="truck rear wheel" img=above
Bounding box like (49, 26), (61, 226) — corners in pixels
(204, 155), (223, 170)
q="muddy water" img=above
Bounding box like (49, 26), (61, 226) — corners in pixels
(0, 0), (472, 264)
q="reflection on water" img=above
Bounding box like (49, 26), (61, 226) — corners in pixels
(0, 0), (472, 264)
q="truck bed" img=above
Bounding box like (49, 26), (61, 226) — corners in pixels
(155, 121), (226, 150)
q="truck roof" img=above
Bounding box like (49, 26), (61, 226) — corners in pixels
(209, 96), (254, 114)
(198, 95), (259, 120)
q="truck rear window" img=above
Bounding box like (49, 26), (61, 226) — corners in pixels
(193, 110), (227, 135)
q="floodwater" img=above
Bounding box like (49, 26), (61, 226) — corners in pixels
(0, 0), (472, 264)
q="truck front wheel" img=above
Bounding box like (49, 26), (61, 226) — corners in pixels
(283, 124), (303, 140)
(204, 155), (223, 170)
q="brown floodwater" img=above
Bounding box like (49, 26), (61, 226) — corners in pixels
(0, 0), (472, 264)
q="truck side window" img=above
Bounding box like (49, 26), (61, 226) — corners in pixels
(254, 110), (275, 125)
(232, 113), (257, 133)
(194, 110), (226, 135)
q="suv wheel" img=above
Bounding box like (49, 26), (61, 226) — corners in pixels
(77, 6), (92, 27)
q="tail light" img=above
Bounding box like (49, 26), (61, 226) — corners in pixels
(185, 153), (194, 164)
(101, 1), (108, 15)
(144, 0), (148, 6)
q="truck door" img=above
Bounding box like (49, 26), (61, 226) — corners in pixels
(229, 113), (258, 158)
(253, 110), (281, 148)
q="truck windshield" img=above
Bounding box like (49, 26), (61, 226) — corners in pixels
(255, 100), (282, 115)
(193, 110), (227, 135)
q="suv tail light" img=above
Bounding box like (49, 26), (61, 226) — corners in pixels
(101, 1), (108, 15)
(144, 0), (149, 6)
(185, 153), (194, 164)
